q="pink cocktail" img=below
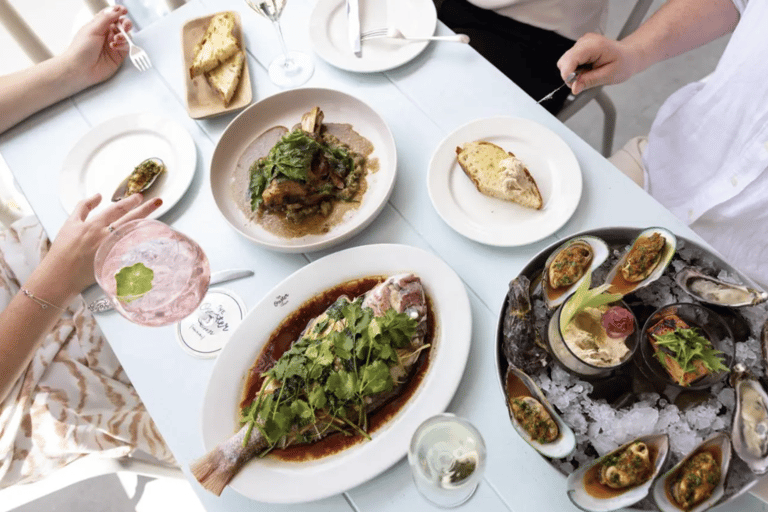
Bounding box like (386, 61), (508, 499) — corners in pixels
(95, 219), (211, 326)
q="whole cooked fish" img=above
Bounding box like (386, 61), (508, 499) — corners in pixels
(190, 273), (429, 496)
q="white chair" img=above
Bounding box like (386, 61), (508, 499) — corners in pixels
(557, 0), (655, 157)
(0, 453), (192, 512)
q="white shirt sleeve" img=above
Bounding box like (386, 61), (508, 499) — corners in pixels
(731, 0), (748, 15)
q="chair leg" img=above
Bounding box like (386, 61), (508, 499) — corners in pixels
(594, 90), (617, 157)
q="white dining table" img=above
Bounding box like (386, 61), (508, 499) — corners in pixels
(2, 0), (767, 510)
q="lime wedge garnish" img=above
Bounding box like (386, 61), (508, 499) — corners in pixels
(559, 270), (622, 331)
(115, 262), (154, 303)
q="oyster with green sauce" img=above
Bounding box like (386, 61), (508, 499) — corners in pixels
(604, 227), (677, 296)
(112, 157), (165, 201)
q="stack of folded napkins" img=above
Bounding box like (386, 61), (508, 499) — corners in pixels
(189, 12), (245, 105)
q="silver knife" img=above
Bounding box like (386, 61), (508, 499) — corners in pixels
(346, 0), (361, 58)
(87, 269), (255, 313)
(537, 65), (590, 104)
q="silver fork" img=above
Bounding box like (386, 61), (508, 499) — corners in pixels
(118, 24), (152, 71)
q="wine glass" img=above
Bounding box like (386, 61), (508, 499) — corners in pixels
(94, 219), (211, 327)
(244, 0), (314, 88)
(407, 413), (487, 508)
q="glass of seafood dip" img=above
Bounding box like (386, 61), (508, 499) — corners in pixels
(547, 300), (639, 378)
(408, 413), (487, 508)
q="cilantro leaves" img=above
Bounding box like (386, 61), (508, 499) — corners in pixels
(652, 327), (729, 379)
(240, 296), (420, 451)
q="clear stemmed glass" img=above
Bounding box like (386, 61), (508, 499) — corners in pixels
(94, 219), (211, 327)
(244, 0), (314, 88)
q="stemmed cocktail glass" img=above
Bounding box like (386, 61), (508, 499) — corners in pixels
(244, 0), (314, 88)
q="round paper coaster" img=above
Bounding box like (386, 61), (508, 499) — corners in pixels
(176, 288), (246, 358)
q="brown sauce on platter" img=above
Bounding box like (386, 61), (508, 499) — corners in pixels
(239, 277), (435, 462)
(583, 445), (658, 499)
(505, 371), (535, 399)
(231, 121), (378, 239)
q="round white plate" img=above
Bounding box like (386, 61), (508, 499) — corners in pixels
(309, 0), (437, 72)
(59, 113), (197, 219)
(210, 88), (396, 253)
(427, 116), (582, 247)
(200, 243), (472, 503)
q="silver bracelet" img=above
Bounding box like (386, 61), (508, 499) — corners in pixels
(21, 288), (65, 311)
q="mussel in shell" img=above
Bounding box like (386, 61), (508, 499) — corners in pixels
(676, 266), (768, 308)
(653, 433), (730, 512)
(604, 227), (676, 296)
(567, 434), (669, 512)
(112, 157), (166, 201)
(504, 367), (575, 459)
(542, 236), (609, 309)
(731, 364), (768, 475)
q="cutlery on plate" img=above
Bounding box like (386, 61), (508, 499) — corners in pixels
(87, 269), (254, 313)
(361, 27), (470, 43)
(537, 64), (591, 104)
(117, 23), (152, 71)
(346, 0), (362, 58)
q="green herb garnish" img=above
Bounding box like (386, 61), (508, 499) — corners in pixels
(248, 129), (356, 211)
(114, 262), (153, 303)
(240, 297), (425, 451)
(652, 327), (729, 378)
(559, 270), (622, 332)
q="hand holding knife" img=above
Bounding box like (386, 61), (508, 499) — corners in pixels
(537, 64), (592, 104)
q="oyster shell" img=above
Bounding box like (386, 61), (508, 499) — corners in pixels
(675, 267), (768, 307)
(731, 365), (768, 475)
(652, 432), (731, 512)
(112, 157), (166, 201)
(543, 236), (609, 308)
(502, 276), (547, 374)
(503, 367), (575, 459)
(566, 434), (669, 512)
(604, 227), (677, 296)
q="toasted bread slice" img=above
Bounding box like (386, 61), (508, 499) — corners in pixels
(189, 12), (239, 79)
(456, 141), (543, 210)
(647, 314), (710, 386)
(206, 51), (244, 105)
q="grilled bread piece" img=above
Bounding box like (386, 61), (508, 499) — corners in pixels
(189, 12), (239, 78)
(456, 141), (543, 210)
(205, 51), (244, 105)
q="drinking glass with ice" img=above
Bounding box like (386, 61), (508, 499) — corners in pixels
(94, 219), (211, 327)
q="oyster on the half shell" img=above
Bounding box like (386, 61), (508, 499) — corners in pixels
(604, 227), (677, 296)
(542, 236), (609, 309)
(676, 267), (768, 308)
(112, 157), (166, 201)
(652, 432), (731, 512)
(731, 364), (768, 475)
(566, 434), (669, 512)
(503, 367), (575, 459)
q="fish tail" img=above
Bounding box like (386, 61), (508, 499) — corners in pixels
(190, 424), (265, 496)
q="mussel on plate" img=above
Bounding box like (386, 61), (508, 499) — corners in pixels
(566, 434), (669, 512)
(676, 267), (768, 308)
(112, 157), (166, 201)
(604, 227), (676, 296)
(542, 236), (609, 309)
(652, 432), (731, 512)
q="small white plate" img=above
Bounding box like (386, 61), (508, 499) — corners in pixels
(59, 113), (197, 218)
(210, 88), (396, 253)
(200, 243), (472, 503)
(427, 116), (582, 247)
(309, 0), (437, 73)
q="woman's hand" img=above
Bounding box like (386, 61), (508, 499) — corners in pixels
(35, 193), (162, 300)
(557, 33), (641, 95)
(62, 5), (134, 89)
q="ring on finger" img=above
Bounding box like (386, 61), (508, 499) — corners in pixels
(108, 225), (116, 233)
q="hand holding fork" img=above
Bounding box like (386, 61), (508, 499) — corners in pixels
(117, 23), (152, 71)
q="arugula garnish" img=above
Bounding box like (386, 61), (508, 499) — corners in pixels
(652, 327), (729, 379)
(240, 296), (422, 451)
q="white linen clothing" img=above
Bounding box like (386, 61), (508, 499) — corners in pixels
(643, 0), (768, 288)
(466, 0), (609, 40)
